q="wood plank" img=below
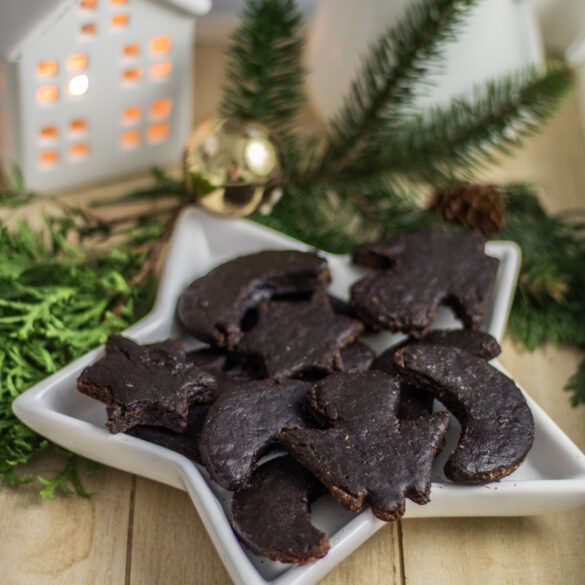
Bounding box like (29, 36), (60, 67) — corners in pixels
(0, 449), (132, 584)
(129, 478), (231, 585)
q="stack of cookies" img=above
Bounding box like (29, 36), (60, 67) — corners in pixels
(77, 228), (535, 565)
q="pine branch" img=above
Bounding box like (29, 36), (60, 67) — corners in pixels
(297, 63), (574, 190)
(309, 0), (477, 177)
(219, 0), (306, 159)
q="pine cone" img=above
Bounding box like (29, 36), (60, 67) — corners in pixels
(429, 183), (506, 237)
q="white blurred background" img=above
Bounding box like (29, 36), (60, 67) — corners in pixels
(196, 0), (585, 141)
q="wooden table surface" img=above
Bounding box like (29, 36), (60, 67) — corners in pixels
(2, 44), (585, 585)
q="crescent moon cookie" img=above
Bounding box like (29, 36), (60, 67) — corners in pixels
(373, 329), (502, 420)
(350, 228), (499, 336)
(394, 344), (535, 484)
(199, 378), (312, 490)
(77, 335), (216, 434)
(176, 250), (331, 349)
(231, 456), (329, 564)
(280, 371), (450, 521)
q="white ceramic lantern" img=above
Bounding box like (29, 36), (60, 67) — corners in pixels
(0, 0), (211, 193)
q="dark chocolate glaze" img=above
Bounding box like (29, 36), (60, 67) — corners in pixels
(77, 335), (216, 434)
(199, 378), (311, 490)
(350, 228), (499, 335)
(394, 344), (535, 484)
(280, 371), (450, 521)
(231, 456), (329, 564)
(236, 292), (363, 381)
(176, 250), (331, 348)
(373, 329), (502, 419)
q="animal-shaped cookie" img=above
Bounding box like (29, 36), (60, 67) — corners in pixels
(199, 378), (311, 490)
(177, 250), (330, 348)
(77, 335), (216, 433)
(231, 456), (329, 564)
(350, 228), (499, 335)
(280, 371), (450, 521)
(394, 344), (535, 484)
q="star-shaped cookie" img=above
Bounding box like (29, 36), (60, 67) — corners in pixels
(77, 335), (216, 434)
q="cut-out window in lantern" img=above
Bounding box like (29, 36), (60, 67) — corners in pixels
(123, 105), (142, 124)
(80, 0), (97, 11)
(121, 130), (141, 149)
(37, 61), (58, 78)
(67, 75), (89, 97)
(70, 142), (90, 160)
(37, 85), (58, 104)
(70, 119), (88, 135)
(67, 54), (88, 72)
(124, 44), (140, 58)
(150, 98), (172, 120)
(150, 36), (171, 55)
(111, 14), (129, 28)
(81, 22), (97, 37)
(39, 150), (59, 167)
(122, 68), (142, 84)
(147, 122), (169, 143)
(149, 61), (172, 80)
(39, 125), (59, 142)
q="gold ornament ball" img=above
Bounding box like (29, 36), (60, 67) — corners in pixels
(183, 118), (281, 217)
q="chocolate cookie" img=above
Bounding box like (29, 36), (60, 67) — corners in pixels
(280, 371), (450, 521)
(77, 335), (216, 434)
(350, 228), (499, 335)
(394, 344), (535, 484)
(231, 456), (329, 564)
(373, 329), (502, 419)
(199, 378), (312, 490)
(236, 292), (363, 381)
(176, 250), (330, 348)
(340, 341), (376, 372)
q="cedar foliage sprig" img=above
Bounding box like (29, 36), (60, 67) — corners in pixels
(0, 211), (163, 494)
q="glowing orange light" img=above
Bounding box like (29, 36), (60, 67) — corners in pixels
(67, 54), (88, 71)
(150, 36), (171, 55)
(37, 85), (58, 104)
(37, 61), (58, 77)
(121, 130), (141, 149)
(70, 142), (90, 159)
(80, 0), (97, 10)
(39, 150), (59, 166)
(122, 68), (142, 83)
(39, 125), (58, 141)
(123, 106), (142, 124)
(123, 43), (140, 58)
(70, 119), (88, 134)
(149, 61), (172, 80)
(81, 22), (97, 36)
(150, 98), (172, 120)
(147, 123), (169, 143)
(111, 13), (129, 28)
(110, 0), (128, 4)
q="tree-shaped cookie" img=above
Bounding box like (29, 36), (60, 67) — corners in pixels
(350, 228), (499, 335)
(280, 371), (450, 521)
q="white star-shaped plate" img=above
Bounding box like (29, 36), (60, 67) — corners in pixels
(13, 207), (585, 585)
